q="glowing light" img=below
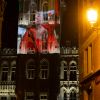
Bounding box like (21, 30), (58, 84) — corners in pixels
(87, 9), (98, 23)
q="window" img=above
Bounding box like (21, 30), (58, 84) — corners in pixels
(11, 61), (16, 81)
(87, 46), (92, 74)
(26, 60), (36, 79)
(42, 31), (48, 51)
(40, 59), (49, 79)
(1, 97), (7, 100)
(70, 91), (76, 100)
(64, 67), (67, 80)
(64, 92), (67, 100)
(69, 61), (77, 81)
(40, 93), (48, 100)
(25, 92), (34, 100)
(11, 97), (16, 100)
(60, 61), (67, 79)
(70, 71), (76, 81)
(1, 61), (9, 81)
(42, 2), (48, 21)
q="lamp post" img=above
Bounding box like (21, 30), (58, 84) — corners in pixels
(87, 8), (98, 27)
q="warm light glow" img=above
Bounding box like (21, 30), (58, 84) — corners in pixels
(87, 9), (98, 23)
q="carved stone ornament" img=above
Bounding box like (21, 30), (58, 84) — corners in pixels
(0, 0), (6, 17)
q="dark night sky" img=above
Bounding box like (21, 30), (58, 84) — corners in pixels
(2, 0), (19, 48)
(1, 0), (78, 48)
(60, 0), (78, 47)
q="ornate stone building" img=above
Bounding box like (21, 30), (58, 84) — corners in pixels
(0, 49), (17, 100)
(58, 45), (79, 100)
(0, 0), (79, 100)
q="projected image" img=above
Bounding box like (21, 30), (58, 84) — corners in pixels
(17, 0), (60, 54)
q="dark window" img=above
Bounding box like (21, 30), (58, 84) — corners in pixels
(11, 97), (16, 100)
(25, 92), (34, 100)
(70, 92), (76, 100)
(26, 60), (36, 79)
(40, 59), (49, 79)
(1, 97), (7, 100)
(30, 14), (35, 21)
(64, 68), (67, 80)
(64, 92), (67, 100)
(70, 71), (76, 81)
(40, 65), (48, 79)
(1, 63), (8, 81)
(11, 65), (16, 81)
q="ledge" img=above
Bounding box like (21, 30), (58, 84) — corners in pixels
(80, 69), (100, 84)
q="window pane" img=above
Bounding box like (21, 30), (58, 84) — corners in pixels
(2, 72), (8, 81)
(11, 72), (16, 81)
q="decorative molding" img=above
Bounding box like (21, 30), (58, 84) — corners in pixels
(0, 48), (17, 55)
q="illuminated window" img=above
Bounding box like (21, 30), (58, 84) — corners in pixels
(40, 59), (49, 79)
(25, 92), (34, 100)
(40, 93), (48, 100)
(26, 59), (36, 79)
(1, 61), (9, 81)
(60, 61), (67, 79)
(11, 61), (16, 81)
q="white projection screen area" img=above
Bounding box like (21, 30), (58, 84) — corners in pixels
(17, 0), (60, 54)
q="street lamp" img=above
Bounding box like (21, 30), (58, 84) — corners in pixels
(87, 8), (98, 27)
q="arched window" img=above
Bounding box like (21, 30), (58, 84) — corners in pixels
(69, 61), (77, 81)
(30, 2), (37, 22)
(42, 2), (48, 21)
(26, 59), (36, 79)
(40, 59), (49, 79)
(11, 61), (16, 81)
(64, 92), (67, 100)
(60, 61), (67, 80)
(1, 61), (9, 81)
(69, 61), (77, 70)
(69, 89), (77, 100)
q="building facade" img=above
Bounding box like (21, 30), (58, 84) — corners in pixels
(0, 49), (17, 100)
(78, 0), (100, 100)
(58, 46), (79, 100)
(0, 0), (79, 100)
(16, 54), (59, 100)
